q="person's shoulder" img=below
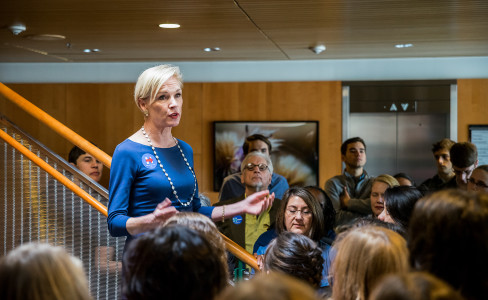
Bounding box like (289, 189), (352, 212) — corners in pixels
(325, 174), (346, 184)
(176, 139), (192, 151)
(254, 228), (277, 253)
(443, 176), (458, 188)
(222, 172), (242, 184)
(420, 174), (437, 186)
(272, 173), (288, 182)
(114, 139), (141, 155)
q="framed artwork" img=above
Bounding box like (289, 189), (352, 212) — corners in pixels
(213, 121), (319, 191)
(469, 125), (488, 166)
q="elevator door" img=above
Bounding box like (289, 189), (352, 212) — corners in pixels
(349, 112), (449, 185)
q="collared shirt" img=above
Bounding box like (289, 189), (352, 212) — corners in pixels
(244, 210), (271, 254)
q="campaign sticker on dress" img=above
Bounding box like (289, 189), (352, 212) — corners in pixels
(142, 153), (157, 169)
(232, 215), (243, 225)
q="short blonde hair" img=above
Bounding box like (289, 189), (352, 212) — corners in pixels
(0, 243), (92, 300)
(373, 174), (400, 189)
(331, 226), (409, 300)
(133, 64), (183, 111)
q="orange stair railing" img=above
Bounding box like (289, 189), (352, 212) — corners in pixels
(0, 82), (259, 270)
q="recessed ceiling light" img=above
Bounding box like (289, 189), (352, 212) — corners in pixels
(83, 49), (101, 53)
(203, 47), (221, 52)
(159, 23), (180, 29)
(395, 43), (414, 48)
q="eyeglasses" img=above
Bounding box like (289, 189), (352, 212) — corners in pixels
(286, 208), (312, 217)
(468, 177), (488, 189)
(244, 163), (268, 172)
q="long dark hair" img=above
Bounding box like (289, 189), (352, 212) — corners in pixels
(304, 185), (336, 234)
(384, 186), (422, 230)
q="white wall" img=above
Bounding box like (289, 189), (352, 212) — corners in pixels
(1, 56), (488, 83)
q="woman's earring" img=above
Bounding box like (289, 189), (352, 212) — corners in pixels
(144, 110), (149, 117)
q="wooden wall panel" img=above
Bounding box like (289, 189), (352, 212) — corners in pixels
(64, 83), (137, 186)
(457, 79), (488, 142)
(3, 79), (487, 203)
(1, 83), (68, 156)
(2, 81), (342, 202)
(172, 83), (204, 188)
(199, 81), (343, 202)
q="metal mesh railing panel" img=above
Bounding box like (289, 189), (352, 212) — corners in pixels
(0, 122), (124, 300)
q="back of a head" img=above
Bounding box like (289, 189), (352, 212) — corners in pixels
(408, 189), (488, 300)
(384, 186), (423, 229)
(338, 216), (407, 239)
(264, 231), (324, 288)
(0, 243), (91, 300)
(216, 272), (320, 300)
(122, 225), (228, 300)
(370, 272), (464, 300)
(163, 212), (228, 281)
(450, 142), (477, 168)
(332, 225), (409, 300)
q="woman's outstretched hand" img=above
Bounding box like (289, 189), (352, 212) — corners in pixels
(153, 198), (178, 222)
(242, 190), (275, 215)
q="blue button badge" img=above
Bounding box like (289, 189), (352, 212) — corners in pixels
(232, 215), (243, 225)
(142, 153), (157, 169)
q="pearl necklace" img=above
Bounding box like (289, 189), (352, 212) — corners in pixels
(141, 126), (196, 207)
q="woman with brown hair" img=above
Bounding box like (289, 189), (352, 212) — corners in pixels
(255, 187), (332, 294)
(331, 225), (409, 300)
(0, 243), (92, 300)
(408, 189), (488, 300)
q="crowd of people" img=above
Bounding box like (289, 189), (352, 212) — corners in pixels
(1, 64), (487, 300)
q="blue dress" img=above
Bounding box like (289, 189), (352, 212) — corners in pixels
(107, 139), (213, 243)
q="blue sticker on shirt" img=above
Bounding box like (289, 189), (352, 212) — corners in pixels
(232, 215), (243, 225)
(142, 153), (157, 169)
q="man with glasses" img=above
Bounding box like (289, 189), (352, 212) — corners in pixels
(215, 151), (281, 272)
(467, 165), (488, 193)
(449, 142), (479, 190)
(218, 134), (289, 203)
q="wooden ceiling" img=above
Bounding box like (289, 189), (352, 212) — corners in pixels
(1, 0), (487, 62)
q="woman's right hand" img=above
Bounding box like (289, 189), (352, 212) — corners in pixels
(127, 200), (178, 236)
(153, 198), (178, 223)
